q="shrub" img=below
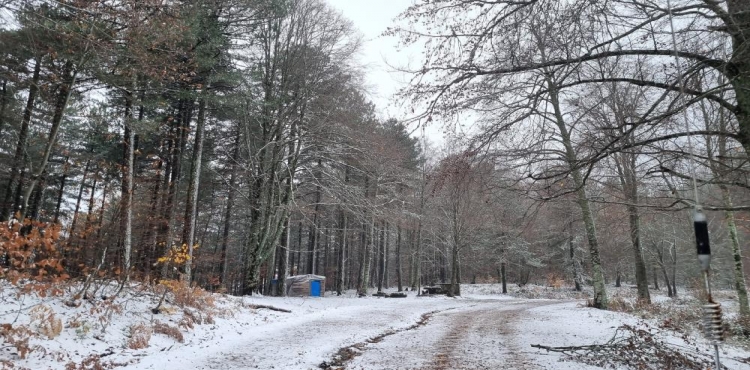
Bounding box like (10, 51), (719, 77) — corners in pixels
(607, 295), (634, 313)
(0, 220), (68, 286)
(152, 322), (184, 343)
(545, 273), (565, 289)
(126, 323), (151, 350)
(178, 312), (194, 330)
(158, 279), (215, 309)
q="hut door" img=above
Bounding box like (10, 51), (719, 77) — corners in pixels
(311, 280), (321, 297)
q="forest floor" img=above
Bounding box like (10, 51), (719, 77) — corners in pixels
(2, 281), (750, 369)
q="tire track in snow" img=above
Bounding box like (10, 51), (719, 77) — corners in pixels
(319, 306), (463, 370)
(345, 299), (559, 370)
(139, 298), (465, 370)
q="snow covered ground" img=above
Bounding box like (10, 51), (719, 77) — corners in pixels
(2, 282), (749, 369)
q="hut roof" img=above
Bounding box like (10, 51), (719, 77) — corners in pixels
(287, 274), (326, 283)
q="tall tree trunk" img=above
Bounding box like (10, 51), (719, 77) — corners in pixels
(384, 222), (390, 289)
(272, 223), (285, 296)
(413, 223), (422, 293)
(662, 265), (673, 297)
(547, 76), (608, 309)
(408, 230), (414, 289)
(161, 100), (193, 275)
(501, 262), (507, 294)
(440, 244), (448, 283)
(141, 152), (163, 279)
(570, 238), (582, 291)
(94, 179), (109, 263)
(10, 172), (24, 221)
(365, 218), (374, 292)
(358, 176), (377, 295)
(449, 239), (459, 297)
(377, 222), (385, 293)
(702, 96), (749, 317)
(396, 224), (403, 292)
(627, 203), (650, 302)
(0, 79), (7, 136)
(726, 1), (750, 155)
(183, 99), (207, 282)
(357, 221), (371, 295)
(69, 160), (91, 240)
(28, 171), (46, 220)
(720, 188), (750, 318)
(322, 228), (330, 282)
(279, 216), (290, 296)
(53, 159), (69, 224)
(615, 270), (621, 288)
(671, 238), (677, 298)
(219, 129), (240, 288)
(296, 221), (303, 275)
(82, 174), (98, 270)
(346, 225), (355, 290)
(337, 210), (347, 295)
(265, 244), (277, 295)
(308, 161), (322, 274)
(19, 61), (79, 221)
(307, 222), (317, 274)
(2, 57), (40, 221)
(653, 266), (659, 290)
(656, 246), (673, 297)
(120, 86), (135, 284)
(614, 150), (650, 303)
(155, 117), (176, 265)
(368, 222), (383, 288)
(242, 134), (297, 294)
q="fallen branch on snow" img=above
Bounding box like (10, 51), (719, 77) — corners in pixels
(531, 324), (726, 370)
(245, 304), (291, 313)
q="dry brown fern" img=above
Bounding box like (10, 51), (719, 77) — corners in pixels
(30, 305), (62, 339)
(65, 354), (115, 370)
(1, 323), (35, 359)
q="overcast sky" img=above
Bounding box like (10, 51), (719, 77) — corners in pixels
(325, 0), (412, 115)
(325, 1), (447, 147)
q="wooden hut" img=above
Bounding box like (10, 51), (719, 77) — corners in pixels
(286, 274), (326, 297)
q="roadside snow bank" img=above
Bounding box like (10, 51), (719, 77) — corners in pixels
(0, 282), (461, 370)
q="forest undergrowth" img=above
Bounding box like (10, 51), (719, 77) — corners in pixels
(0, 276), (242, 370)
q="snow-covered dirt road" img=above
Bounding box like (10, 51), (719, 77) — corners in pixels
(135, 295), (470, 370)
(136, 296), (563, 370)
(8, 284), (749, 370)
(346, 299), (557, 370)
(132, 295), (557, 370)
(135, 295), (749, 370)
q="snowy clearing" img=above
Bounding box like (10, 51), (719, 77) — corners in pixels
(2, 282), (750, 369)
